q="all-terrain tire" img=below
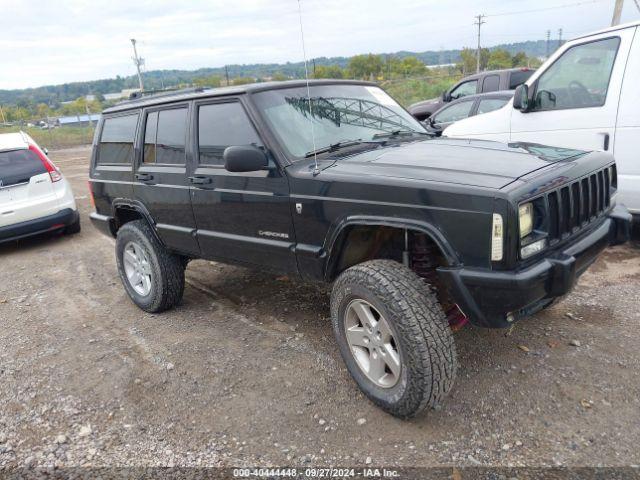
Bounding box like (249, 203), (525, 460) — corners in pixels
(115, 220), (185, 313)
(65, 215), (81, 235)
(331, 259), (457, 418)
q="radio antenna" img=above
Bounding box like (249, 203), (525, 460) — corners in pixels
(297, 0), (319, 175)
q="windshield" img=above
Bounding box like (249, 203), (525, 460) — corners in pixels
(252, 84), (426, 159)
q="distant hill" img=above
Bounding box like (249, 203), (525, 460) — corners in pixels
(0, 40), (548, 107)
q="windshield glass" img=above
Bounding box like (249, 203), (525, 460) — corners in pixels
(252, 84), (425, 159)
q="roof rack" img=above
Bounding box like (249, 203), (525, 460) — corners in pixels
(128, 87), (205, 101)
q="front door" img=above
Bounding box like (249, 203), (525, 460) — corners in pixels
(510, 31), (634, 152)
(188, 98), (296, 274)
(133, 103), (199, 255)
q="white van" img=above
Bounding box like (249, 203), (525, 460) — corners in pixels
(444, 20), (640, 218)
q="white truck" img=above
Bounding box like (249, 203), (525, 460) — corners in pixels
(444, 20), (640, 221)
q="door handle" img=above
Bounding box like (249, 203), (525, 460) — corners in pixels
(135, 173), (154, 182)
(189, 176), (213, 185)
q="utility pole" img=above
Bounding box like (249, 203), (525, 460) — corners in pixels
(558, 28), (563, 49)
(130, 38), (145, 91)
(611, 0), (624, 25)
(546, 30), (551, 58)
(0, 105), (6, 124)
(225, 65), (230, 86)
(474, 14), (486, 74)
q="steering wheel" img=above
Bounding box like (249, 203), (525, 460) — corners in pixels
(568, 80), (592, 106)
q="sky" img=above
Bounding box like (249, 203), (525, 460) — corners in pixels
(0, 0), (639, 90)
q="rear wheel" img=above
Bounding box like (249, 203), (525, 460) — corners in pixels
(331, 259), (457, 418)
(115, 220), (185, 313)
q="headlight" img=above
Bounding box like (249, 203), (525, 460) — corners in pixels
(519, 203), (533, 238)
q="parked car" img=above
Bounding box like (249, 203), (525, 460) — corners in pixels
(444, 20), (640, 223)
(424, 91), (513, 136)
(408, 68), (534, 121)
(0, 132), (80, 244)
(88, 80), (630, 418)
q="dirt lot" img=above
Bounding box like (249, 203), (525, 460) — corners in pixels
(0, 146), (639, 469)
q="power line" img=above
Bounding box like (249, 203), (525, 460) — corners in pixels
(486, 0), (608, 17)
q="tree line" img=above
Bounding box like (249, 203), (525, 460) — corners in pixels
(0, 45), (544, 123)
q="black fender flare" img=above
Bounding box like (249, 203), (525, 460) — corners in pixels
(322, 215), (460, 281)
(110, 199), (166, 247)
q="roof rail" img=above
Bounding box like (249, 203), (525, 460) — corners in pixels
(128, 87), (205, 101)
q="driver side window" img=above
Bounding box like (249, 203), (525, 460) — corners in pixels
(450, 80), (477, 100)
(533, 37), (620, 111)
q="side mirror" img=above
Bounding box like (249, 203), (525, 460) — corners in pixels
(442, 91), (452, 102)
(513, 84), (530, 112)
(224, 145), (268, 173)
(43, 148), (49, 155)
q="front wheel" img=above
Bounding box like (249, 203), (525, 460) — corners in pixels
(330, 260), (457, 418)
(115, 220), (185, 313)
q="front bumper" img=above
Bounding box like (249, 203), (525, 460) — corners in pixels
(438, 205), (632, 328)
(0, 208), (79, 244)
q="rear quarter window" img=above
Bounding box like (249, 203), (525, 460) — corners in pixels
(97, 113), (139, 165)
(0, 149), (47, 187)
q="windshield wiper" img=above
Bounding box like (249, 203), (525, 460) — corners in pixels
(304, 139), (364, 158)
(372, 130), (429, 140)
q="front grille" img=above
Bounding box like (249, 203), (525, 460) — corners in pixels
(544, 166), (615, 243)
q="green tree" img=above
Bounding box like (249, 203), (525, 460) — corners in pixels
(193, 75), (222, 88)
(399, 56), (426, 76)
(232, 77), (256, 86)
(511, 52), (528, 67)
(272, 72), (288, 81)
(487, 49), (513, 70)
(313, 65), (344, 79)
(348, 54), (384, 79)
(458, 48), (489, 74)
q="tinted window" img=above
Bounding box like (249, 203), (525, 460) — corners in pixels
(433, 100), (475, 124)
(450, 80), (477, 99)
(98, 113), (139, 164)
(143, 111), (158, 164)
(477, 97), (509, 114)
(534, 37), (620, 110)
(0, 149), (47, 187)
(198, 103), (262, 165)
(508, 70), (534, 89)
(482, 75), (500, 92)
(155, 108), (187, 164)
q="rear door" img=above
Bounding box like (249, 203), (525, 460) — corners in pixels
(510, 30), (635, 151)
(133, 103), (199, 254)
(188, 97), (296, 273)
(0, 148), (57, 227)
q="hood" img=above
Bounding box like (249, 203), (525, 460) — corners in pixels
(326, 138), (588, 190)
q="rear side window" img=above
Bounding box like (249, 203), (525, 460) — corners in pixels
(508, 70), (534, 89)
(482, 75), (500, 92)
(433, 100), (475, 125)
(477, 97), (510, 114)
(151, 108), (188, 165)
(98, 113), (139, 164)
(0, 149), (46, 187)
(143, 108), (187, 164)
(198, 102), (262, 166)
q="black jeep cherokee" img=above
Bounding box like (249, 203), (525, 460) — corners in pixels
(89, 80), (631, 418)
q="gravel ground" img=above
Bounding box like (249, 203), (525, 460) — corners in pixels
(0, 146), (639, 469)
